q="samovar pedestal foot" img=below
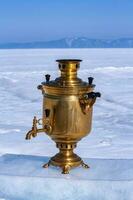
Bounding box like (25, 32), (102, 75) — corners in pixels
(42, 159), (89, 173)
(81, 161), (90, 169)
(61, 165), (71, 174)
(42, 161), (51, 168)
(42, 160), (71, 174)
(42, 142), (89, 174)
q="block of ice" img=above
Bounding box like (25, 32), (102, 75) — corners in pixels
(0, 154), (133, 200)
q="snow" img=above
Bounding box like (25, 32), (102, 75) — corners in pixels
(0, 48), (133, 199)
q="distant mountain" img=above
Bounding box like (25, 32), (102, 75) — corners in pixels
(1, 37), (133, 48)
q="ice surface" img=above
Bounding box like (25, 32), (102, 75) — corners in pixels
(0, 154), (133, 200)
(0, 49), (133, 199)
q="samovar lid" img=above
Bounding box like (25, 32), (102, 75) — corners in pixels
(40, 59), (95, 95)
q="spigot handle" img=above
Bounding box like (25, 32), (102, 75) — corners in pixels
(32, 116), (38, 134)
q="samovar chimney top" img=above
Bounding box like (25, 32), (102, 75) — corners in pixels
(55, 59), (82, 85)
(56, 59), (82, 62)
(56, 59), (82, 73)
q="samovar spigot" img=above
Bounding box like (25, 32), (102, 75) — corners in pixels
(25, 78), (53, 140)
(25, 110), (52, 140)
(25, 116), (44, 140)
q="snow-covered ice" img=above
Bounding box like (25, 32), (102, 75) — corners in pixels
(0, 154), (133, 200)
(0, 48), (133, 199)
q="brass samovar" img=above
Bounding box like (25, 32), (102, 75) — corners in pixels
(26, 59), (101, 174)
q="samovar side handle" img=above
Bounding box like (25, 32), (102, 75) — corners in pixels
(79, 92), (101, 114)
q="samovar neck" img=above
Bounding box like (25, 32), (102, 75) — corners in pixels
(56, 59), (82, 86)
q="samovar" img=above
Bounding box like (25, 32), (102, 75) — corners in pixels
(26, 59), (101, 174)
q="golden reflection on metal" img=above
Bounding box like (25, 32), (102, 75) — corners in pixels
(25, 59), (101, 174)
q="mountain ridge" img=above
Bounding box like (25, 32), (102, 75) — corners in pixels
(1, 37), (133, 48)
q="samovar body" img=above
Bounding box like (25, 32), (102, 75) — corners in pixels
(26, 59), (100, 174)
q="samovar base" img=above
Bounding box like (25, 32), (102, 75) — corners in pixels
(43, 142), (89, 174)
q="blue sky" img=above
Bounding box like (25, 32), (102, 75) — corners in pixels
(0, 0), (133, 42)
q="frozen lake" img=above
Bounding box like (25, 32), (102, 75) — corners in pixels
(0, 48), (133, 159)
(0, 48), (133, 199)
